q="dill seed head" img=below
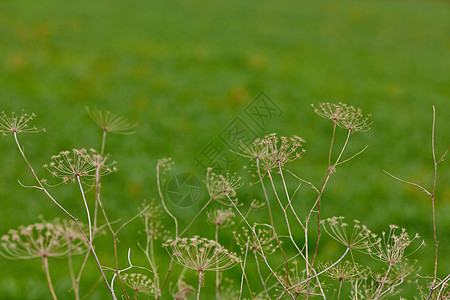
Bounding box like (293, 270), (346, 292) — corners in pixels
(237, 134), (305, 175)
(280, 261), (317, 297)
(234, 226), (279, 255)
(0, 218), (86, 260)
(322, 261), (367, 282)
(368, 225), (423, 265)
(322, 217), (378, 252)
(207, 207), (235, 228)
(205, 171), (243, 203)
(86, 107), (137, 134)
(312, 102), (372, 133)
(351, 277), (399, 300)
(43, 148), (116, 184)
(163, 236), (240, 273)
(122, 273), (155, 295)
(170, 280), (195, 300)
(141, 200), (169, 240)
(0, 111), (44, 136)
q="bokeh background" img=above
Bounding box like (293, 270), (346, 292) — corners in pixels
(0, 0), (449, 298)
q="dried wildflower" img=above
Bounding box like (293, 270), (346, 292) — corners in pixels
(43, 148), (116, 184)
(0, 111), (43, 136)
(122, 273), (155, 295)
(416, 278), (450, 300)
(322, 217), (378, 252)
(350, 277), (399, 300)
(205, 171), (243, 203)
(170, 280), (195, 300)
(312, 102), (371, 133)
(141, 200), (169, 240)
(281, 261), (318, 297)
(392, 258), (417, 280)
(86, 107), (136, 134)
(0, 219), (86, 260)
(234, 226), (278, 255)
(322, 260), (366, 282)
(207, 207), (235, 228)
(368, 225), (423, 265)
(249, 199), (265, 209)
(163, 236), (240, 280)
(237, 134), (305, 175)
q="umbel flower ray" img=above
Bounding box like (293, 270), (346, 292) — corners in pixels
(43, 148), (116, 184)
(0, 111), (44, 136)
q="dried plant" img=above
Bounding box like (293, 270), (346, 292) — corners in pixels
(0, 103), (446, 300)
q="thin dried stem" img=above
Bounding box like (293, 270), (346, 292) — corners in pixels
(43, 255), (58, 300)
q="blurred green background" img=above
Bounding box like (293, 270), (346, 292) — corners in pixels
(0, 0), (449, 298)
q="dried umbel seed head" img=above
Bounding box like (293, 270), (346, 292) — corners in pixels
(141, 200), (169, 240)
(207, 207), (235, 228)
(234, 226), (279, 255)
(122, 273), (155, 295)
(322, 217), (378, 252)
(350, 277), (399, 300)
(0, 218), (86, 260)
(163, 236), (240, 273)
(205, 171), (243, 203)
(43, 148), (117, 184)
(237, 134), (305, 175)
(321, 261), (367, 282)
(367, 225), (424, 265)
(280, 261), (317, 297)
(312, 102), (372, 133)
(86, 107), (137, 134)
(0, 111), (44, 136)
(170, 280), (195, 300)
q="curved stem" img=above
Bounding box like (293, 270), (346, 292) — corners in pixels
(43, 255), (58, 300)
(12, 132), (113, 294)
(179, 198), (213, 237)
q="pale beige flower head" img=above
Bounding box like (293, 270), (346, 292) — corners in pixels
(207, 207), (235, 228)
(43, 148), (116, 184)
(368, 225), (423, 265)
(0, 218), (86, 260)
(237, 133), (305, 176)
(312, 102), (372, 133)
(0, 111), (44, 136)
(205, 171), (243, 203)
(122, 273), (155, 295)
(163, 236), (240, 274)
(234, 226), (279, 255)
(322, 217), (378, 252)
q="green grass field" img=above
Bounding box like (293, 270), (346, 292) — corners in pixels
(0, 0), (449, 298)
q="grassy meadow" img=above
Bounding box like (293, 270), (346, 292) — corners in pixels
(0, 0), (449, 298)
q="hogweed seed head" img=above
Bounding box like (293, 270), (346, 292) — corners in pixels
(86, 107), (137, 134)
(0, 111), (44, 136)
(163, 236), (240, 274)
(43, 148), (116, 184)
